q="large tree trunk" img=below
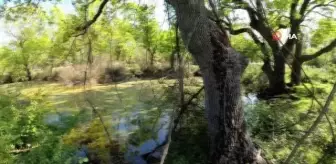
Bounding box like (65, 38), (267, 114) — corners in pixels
(167, 0), (265, 163)
(270, 51), (286, 94)
(258, 42), (287, 96)
(259, 50), (287, 97)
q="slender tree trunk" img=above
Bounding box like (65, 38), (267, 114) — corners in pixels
(109, 39), (113, 66)
(176, 22), (184, 109)
(170, 50), (176, 69)
(291, 39), (303, 85)
(49, 62), (54, 80)
(167, 0), (265, 163)
(150, 51), (155, 66)
(116, 45), (121, 61)
(24, 64), (32, 81)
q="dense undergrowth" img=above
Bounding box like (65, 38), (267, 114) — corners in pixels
(0, 90), (78, 164)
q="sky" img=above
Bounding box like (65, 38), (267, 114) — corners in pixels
(0, 0), (168, 45)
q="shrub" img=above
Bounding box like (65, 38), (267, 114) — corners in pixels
(96, 62), (130, 83)
(0, 72), (13, 84)
(139, 62), (177, 79)
(141, 66), (157, 78)
(7, 68), (27, 82)
(330, 53), (336, 64)
(32, 68), (53, 81)
(52, 65), (86, 86)
(0, 91), (77, 164)
(49, 60), (132, 85)
(128, 64), (142, 78)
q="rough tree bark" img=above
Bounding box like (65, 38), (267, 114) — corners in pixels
(166, 0), (265, 163)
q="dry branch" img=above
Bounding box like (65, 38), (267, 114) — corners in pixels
(284, 82), (336, 163)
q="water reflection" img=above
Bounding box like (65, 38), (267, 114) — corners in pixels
(44, 93), (257, 164)
(44, 111), (72, 127)
(117, 109), (170, 163)
(243, 93), (258, 105)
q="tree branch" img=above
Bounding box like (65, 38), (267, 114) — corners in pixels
(303, 0), (336, 19)
(299, 0), (311, 17)
(207, 0), (232, 46)
(312, 10), (336, 19)
(172, 86), (204, 132)
(231, 0), (279, 50)
(208, 0), (226, 34)
(76, 0), (109, 31)
(226, 26), (274, 76)
(86, 99), (113, 146)
(228, 27), (263, 44)
(300, 39), (336, 62)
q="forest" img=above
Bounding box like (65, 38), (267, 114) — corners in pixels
(0, 0), (336, 163)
